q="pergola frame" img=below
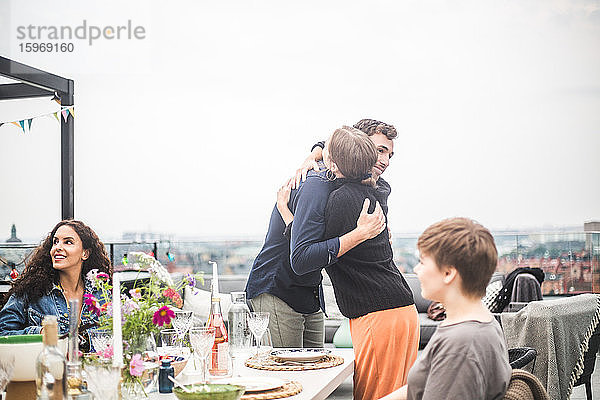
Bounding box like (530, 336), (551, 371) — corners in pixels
(0, 56), (75, 220)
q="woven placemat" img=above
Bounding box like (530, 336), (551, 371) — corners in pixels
(245, 354), (345, 371)
(240, 381), (302, 400)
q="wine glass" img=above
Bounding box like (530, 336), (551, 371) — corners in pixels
(0, 353), (15, 393)
(89, 329), (113, 354)
(189, 327), (216, 384)
(247, 312), (269, 357)
(254, 328), (273, 361)
(172, 310), (193, 350)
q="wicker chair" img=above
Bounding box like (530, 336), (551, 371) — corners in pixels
(509, 347), (537, 371)
(503, 369), (549, 400)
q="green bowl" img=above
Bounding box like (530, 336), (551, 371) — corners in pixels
(173, 384), (245, 400)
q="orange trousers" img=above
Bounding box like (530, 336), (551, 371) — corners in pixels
(349, 305), (420, 400)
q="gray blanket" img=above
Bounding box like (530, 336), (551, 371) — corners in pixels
(501, 293), (600, 400)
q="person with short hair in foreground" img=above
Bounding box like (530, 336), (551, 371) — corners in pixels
(380, 217), (511, 400)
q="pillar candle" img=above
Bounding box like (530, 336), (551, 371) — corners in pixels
(210, 261), (219, 297)
(112, 272), (123, 367)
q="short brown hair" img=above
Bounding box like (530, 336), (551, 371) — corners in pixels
(353, 119), (397, 140)
(328, 126), (378, 187)
(417, 218), (498, 298)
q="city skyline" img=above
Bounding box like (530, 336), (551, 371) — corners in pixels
(1, 0), (599, 241)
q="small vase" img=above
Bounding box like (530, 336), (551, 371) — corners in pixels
(121, 378), (146, 400)
(121, 333), (159, 398)
(84, 363), (120, 400)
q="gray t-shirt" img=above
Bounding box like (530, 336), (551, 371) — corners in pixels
(407, 319), (511, 400)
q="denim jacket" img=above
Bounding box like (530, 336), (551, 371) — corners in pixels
(0, 278), (101, 341)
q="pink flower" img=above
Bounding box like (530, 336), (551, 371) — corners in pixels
(152, 306), (175, 327)
(123, 298), (140, 315)
(83, 294), (101, 316)
(97, 272), (110, 280)
(97, 345), (114, 359)
(162, 288), (183, 308)
(129, 288), (142, 300)
(129, 354), (144, 377)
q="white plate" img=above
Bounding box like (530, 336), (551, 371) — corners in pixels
(227, 376), (286, 392)
(270, 348), (331, 362)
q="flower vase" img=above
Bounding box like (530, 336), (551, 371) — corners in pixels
(83, 362), (121, 400)
(121, 332), (159, 399)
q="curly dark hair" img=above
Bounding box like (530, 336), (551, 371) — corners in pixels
(353, 118), (398, 140)
(0, 220), (112, 308)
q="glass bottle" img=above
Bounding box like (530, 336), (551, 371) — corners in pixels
(36, 315), (67, 400)
(158, 359), (174, 393)
(227, 292), (251, 355)
(66, 299), (87, 400)
(206, 296), (230, 376)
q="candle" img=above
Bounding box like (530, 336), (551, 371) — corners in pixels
(210, 261), (219, 298)
(112, 272), (123, 367)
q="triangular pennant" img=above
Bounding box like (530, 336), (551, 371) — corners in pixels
(27, 118), (33, 132)
(69, 107), (75, 119)
(61, 109), (68, 122)
(53, 112), (60, 122)
(19, 120), (25, 133)
(11, 121), (20, 128)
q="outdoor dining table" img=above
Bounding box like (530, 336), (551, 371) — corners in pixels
(150, 348), (355, 400)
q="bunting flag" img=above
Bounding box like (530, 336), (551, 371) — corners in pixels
(1, 106), (75, 134)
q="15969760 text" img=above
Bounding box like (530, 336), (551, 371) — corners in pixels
(19, 42), (74, 53)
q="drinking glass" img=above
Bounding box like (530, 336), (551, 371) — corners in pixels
(188, 326), (215, 383)
(172, 310), (193, 349)
(89, 328), (113, 354)
(159, 329), (178, 356)
(256, 328), (273, 361)
(247, 312), (269, 357)
(0, 353), (15, 393)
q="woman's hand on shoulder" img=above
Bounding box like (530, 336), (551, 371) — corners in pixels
(291, 149), (322, 189)
(276, 183), (294, 226)
(356, 198), (386, 241)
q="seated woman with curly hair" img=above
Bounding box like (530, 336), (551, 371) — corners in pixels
(0, 220), (112, 351)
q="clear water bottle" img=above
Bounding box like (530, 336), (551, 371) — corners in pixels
(227, 292), (251, 354)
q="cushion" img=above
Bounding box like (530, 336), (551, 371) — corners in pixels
(183, 286), (233, 321)
(333, 319), (353, 348)
(404, 274), (432, 313)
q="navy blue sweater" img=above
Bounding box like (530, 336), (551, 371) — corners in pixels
(245, 166), (340, 314)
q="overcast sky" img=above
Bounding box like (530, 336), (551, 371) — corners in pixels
(0, 0), (599, 242)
